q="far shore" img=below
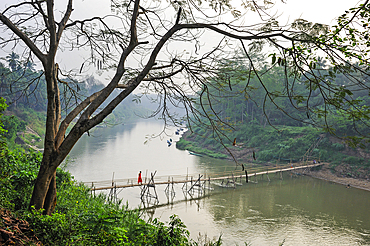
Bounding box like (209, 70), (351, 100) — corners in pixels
(304, 163), (370, 192)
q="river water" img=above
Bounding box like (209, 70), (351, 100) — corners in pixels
(65, 120), (370, 245)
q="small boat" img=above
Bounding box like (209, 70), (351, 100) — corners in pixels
(212, 182), (235, 188)
(189, 151), (203, 157)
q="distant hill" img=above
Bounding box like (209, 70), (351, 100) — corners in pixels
(0, 60), (160, 150)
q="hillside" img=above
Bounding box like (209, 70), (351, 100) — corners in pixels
(0, 63), (152, 151)
(177, 123), (370, 181)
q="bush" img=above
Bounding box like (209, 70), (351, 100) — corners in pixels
(2, 115), (26, 140)
(0, 149), (41, 210)
(0, 147), (196, 245)
(332, 143), (345, 151)
(256, 150), (275, 161)
(176, 139), (192, 150)
(343, 156), (364, 165)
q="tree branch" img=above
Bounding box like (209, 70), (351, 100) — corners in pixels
(0, 13), (46, 63)
(55, 89), (103, 149)
(56, 0), (73, 43)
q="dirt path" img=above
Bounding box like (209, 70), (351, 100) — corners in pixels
(0, 208), (42, 245)
(25, 126), (41, 137)
(305, 164), (370, 192)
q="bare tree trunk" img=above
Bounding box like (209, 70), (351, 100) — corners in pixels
(43, 171), (57, 215)
(29, 61), (61, 215)
(29, 160), (57, 213)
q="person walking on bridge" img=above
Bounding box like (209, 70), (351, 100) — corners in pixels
(138, 171), (143, 185)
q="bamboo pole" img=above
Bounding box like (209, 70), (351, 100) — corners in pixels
(90, 163), (324, 191)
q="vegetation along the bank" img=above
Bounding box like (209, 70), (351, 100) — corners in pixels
(1, 0), (370, 216)
(177, 60), (370, 180)
(1, 0), (370, 244)
(0, 150), (202, 245)
(0, 99), (223, 245)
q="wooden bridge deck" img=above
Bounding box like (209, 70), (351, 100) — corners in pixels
(87, 163), (323, 191)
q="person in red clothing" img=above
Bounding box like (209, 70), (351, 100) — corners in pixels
(138, 171), (142, 184)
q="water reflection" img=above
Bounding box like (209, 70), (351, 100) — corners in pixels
(66, 120), (199, 182)
(66, 121), (370, 245)
(150, 174), (370, 245)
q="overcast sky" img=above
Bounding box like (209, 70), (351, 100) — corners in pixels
(65, 0), (361, 25)
(0, 0), (363, 81)
(272, 0), (360, 25)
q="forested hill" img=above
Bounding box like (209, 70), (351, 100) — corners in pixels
(177, 61), (370, 180)
(0, 55), (150, 150)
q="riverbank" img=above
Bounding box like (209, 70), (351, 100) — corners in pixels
(178, 126), (370, 192)
(305, 163), (370, 192)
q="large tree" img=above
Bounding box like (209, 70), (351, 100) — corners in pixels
(1, 0), (369, 214)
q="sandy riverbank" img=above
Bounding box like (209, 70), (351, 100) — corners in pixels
(304, 163), (370, 192)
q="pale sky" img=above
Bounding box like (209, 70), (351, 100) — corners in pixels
(0, 0), (363, 81)
(58, 0), (360, 25)
(272, 0), (360, 25)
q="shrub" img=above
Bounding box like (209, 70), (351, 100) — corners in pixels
(256, 150), (275, 161)
(0, 149), (41, 210)
(343, 156), (364, 165)
(332, 143), (345, 151)
(176, 139), (192, 150)
(0, 142), (197, 245)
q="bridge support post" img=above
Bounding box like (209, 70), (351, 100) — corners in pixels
(140, 171), (159, 207)
(188, 174), (204, 196)
(108, 173), (118, 203)
(165, 177), (175, 204)
(280, 169), (283, 180)
(108, 184), (117, 203)
(91, 182), (95, 197)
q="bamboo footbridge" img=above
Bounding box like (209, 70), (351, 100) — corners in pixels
(84, 137), (325, 206)
(85, 162), (324, 191)
(84, 162), (324, 206)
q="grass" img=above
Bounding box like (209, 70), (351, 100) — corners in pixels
(0, 147), (226, 245)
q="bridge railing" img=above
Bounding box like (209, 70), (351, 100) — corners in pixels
(83, 160), (323, 190)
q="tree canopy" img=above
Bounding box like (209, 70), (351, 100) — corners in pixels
(1, 0), (370, 214)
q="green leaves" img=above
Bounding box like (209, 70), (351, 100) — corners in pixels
(271, 54), (276, 65)
(269, 53), (286, 66)
(309, 61), (316, 69)
(0, 147), (195, 245)
(0, 148), (42, 210)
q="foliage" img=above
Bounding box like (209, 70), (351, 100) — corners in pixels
(177, 138), (228, 159)
(0, 99), (41, 210)
(0, 120), (211, 245)
(0, 60), (46, 111)
(0, 146), (198, 245)
(182, 66), (370, 172)
(196, 57), (370, 141)
(26, 202), (194, 245)
(2, 115), (26, 140)
(1, 0), (369, 216)
(0, 148), (41, 210)
(0, 97), (8, 154)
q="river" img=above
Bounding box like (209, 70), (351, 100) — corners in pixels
(65, 119), (370, 245)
